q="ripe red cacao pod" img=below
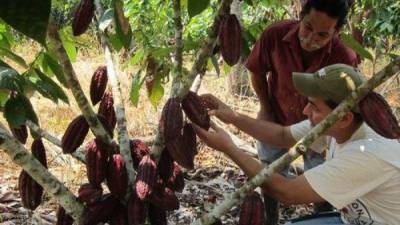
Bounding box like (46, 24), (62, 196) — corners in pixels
(183, 123), (198, 158)
(149, 185), (179, 211)
(166, 137), (194, 170)
(148, 204), (167, 225)
(135, 154), (157, 200)
(130, 139), (150, 169)
(31, 138), (47, 168)
(85, 139), (107, 187)
(166, 163), (185, 193)
(98, 91), (117, 130)
(220, 14), (242, 66)
(239, 192), (265, 225)
(56, 206), (74, 225)
(90, 66), (108, 105)
(80, 194), (119, 225)
(182, 91), (210, 130)
(62, 115), (89, 154)
(106, 154), (128, 199)
(72, 0), (95, 36)
(10, 125), (28, 144)
(78, 183), (103, 205)
(127, 191), (149, 225)
(110, 210), (128, 225)
(159, 97), (183, 142)
(359, 92), (400, 139)
(18, 171), (43, 210)
(157, 149), (174, 182)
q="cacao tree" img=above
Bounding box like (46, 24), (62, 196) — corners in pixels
(0, 0), (399, 224)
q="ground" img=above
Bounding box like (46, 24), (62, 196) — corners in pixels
(0, 46), (398, 224)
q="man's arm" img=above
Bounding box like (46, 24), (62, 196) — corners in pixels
(192, 123), (325, 205)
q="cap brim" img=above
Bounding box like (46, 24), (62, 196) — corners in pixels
(292, 72), (325, 99)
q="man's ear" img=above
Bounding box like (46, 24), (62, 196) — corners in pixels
(336, 112), (354, 128)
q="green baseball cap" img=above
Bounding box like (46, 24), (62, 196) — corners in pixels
(292, 64), (366, 105)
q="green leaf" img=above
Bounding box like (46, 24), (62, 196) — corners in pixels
(4, 94), (37, 128)
(29, 69), (69, 104)
(223, 62), (231, 75)
(0, 0), (51, 45)
(148, 77), (164, 109)
(109, 33), (124, 51)
(0, 66), (23, 92)
(187, 0), (210, 18)
(0, 47), (28, 68)
(99, 9), (114, 32)
(130, 69), (144, 107)
(0, 91), (9, 109)
(341, 33), (373, 61)
(129, 48), (145, 66)
(42, 53), (67, 87)
(59, 28), (77, 62)
(244, 0), (253, 6)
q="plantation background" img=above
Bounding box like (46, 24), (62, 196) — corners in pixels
(0, 0), (399, 224)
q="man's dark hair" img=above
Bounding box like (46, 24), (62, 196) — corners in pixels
(324, 99), (363, 123)
(300, 0), (350, 29)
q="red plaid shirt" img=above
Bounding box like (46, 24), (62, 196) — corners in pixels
(245, 20), (358, 126)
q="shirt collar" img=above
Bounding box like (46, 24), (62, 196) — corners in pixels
(283, 21), (333, 54)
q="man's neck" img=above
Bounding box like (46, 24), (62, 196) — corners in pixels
(334, 122), (363, 144)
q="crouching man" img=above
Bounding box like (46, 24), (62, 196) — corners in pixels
(192, 64), (400, 225)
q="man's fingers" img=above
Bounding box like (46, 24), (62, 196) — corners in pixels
(200, 94), (219, 109)
(209, 121), (222, 131)
(191, 122), (209, 140)
(208, 110), (217, 116)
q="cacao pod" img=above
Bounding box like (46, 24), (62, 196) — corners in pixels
(72, 0), (95, 36)
(85, 139), (107, 187)
(62, 115), (89, 154)
(238, 192), (265, 225)
(78, 183), (103, 205)
(148, 204), (167, 225)
(56, 206), (74, 225)
(181, 91), (210, 130)
(166, 163), (185, 193)
(127, 191), (148, 225)
(106, 154), (128, 199)
(159, 97), (183, 142)
(18, 171), (43, 210)
(183, 123), (198, 159)
(166, 137), (194, 170)
(98, 91), (117, 130)
(10, 125), (28, 144)
(157, 149), (174, 182)
(31, 138), (47, 168)
(80, 194), (119, 225)
(135, 154), (157, 200)
(219, 14), (242, 66)
(110, 207), (128, 225)
(149, 185), (179, 211)
(130, 139), (150, 169)
(97, 114), (114, 138)
(90, 66), (108, 105)
(359, 92), (400, 139)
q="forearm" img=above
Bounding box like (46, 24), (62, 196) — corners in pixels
(224, 146), (305, 204)
(231, 112), (294, 148)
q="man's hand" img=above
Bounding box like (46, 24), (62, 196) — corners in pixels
(200, 94), (237, 124)
(191, 122), (236, 153)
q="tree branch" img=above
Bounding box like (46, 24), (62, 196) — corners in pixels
(93, 0), (136, 189)
(47, 19), (116, 152)
(0, 123), (84, 222)
(191, 59), (400, 225)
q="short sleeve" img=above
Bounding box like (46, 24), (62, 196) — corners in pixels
(245, 30), (272, 76)
(289, 120), (328, 153)
(304, 151), (395, 209)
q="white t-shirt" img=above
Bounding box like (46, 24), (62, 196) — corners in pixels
(290, 120), (400, 225)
